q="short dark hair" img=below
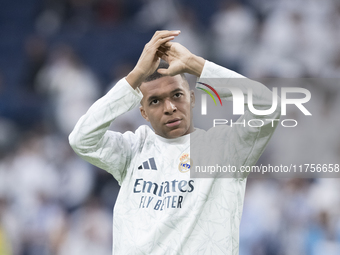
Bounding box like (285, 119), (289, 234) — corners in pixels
(143, 60), (187, 84)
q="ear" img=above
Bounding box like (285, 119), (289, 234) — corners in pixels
(140, 105), (149, 122)
(190, 90), (195, 108)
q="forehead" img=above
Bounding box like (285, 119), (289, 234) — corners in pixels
(140, 75), (188, 99)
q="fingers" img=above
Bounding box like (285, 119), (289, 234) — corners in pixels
(149, 30), (180, 49)
(157, 43), (171, 60)
(157, 66), (179, 77)
(143, 31), (178, 61)
(157, 42), (172, 57)
(144, 31), (178, 56)
(162, 42), (172, 48)
(151, 35), (175, 52)
(157, 68), (170, 76)
(152, 30), (180, 41)
(156, 50), (168, 57)
(158, 44), (170, 53)
(156, 36), (176, 48)
(156, 50), (167, 61)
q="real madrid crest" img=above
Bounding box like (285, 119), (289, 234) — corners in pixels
(178, 153), (192, 173)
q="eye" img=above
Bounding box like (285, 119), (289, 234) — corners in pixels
(150, 99), (159, 105)
(174, 93), (183, 98)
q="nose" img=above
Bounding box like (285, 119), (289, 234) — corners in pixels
(164, 99), (177, 115)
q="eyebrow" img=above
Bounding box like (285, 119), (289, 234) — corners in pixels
(147, 88), (184, 103)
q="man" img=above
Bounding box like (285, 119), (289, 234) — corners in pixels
(69, 30), (280, 254)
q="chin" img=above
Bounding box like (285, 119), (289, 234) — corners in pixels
(164, 127), (188, 139)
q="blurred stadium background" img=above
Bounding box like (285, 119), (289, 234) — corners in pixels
(0, 0), (340, 254)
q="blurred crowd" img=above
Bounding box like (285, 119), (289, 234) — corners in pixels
(0, 0), (340, 254)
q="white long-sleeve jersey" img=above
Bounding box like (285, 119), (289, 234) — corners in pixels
(69, 60), (280, 255)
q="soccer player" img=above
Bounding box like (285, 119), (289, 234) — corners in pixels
(69, 30), (280, 254)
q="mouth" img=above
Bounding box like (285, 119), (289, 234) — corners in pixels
(165, 118), (182, 128)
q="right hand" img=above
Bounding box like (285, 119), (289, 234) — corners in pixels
(126, 30), (181, 89)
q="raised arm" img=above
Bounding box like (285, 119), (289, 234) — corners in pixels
(157, 42), (280, 178)
(69, 30), (181, 183)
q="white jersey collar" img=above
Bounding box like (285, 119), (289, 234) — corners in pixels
(155, 129), (199, 144)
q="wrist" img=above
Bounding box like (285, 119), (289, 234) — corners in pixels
(126, 69), (146, 90)
(185, 54), (205, 77)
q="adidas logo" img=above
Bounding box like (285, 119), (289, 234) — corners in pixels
(138, 157), (157, 170)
